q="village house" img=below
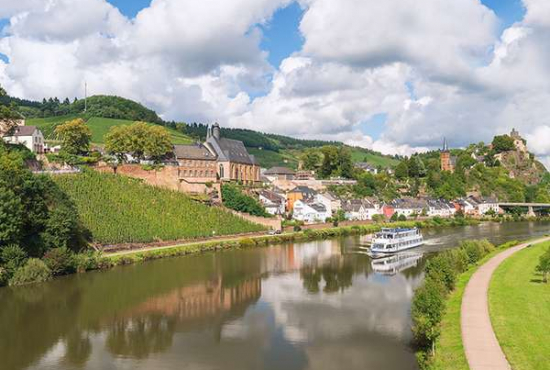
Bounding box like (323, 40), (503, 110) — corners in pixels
(287, 186), (317, 212)
(315, 192), (341, 215)
(342, 198), (382, 221)
(426, 198), (456, 218)
(259, 190), (286, 216)
(354, 162), (378, 174)
(292, 199), (330, 224)
(263, 166), (296, 181)
(390, 198), (427, 218)
(3, 125), (44, 154)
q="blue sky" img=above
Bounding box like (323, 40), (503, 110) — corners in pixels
(105, 0), (525, 69)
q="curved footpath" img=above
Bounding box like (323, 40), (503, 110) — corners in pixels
(461, 236), (550, 370)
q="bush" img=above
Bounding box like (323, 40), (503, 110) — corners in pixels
(398, 214), (407, 221)
(425, 254), (456, 292)
(411, 277), (446, 351)
(9, 259), (52, 286)
(43, 247), (76, 275)
(221, 184), (271, 218)
(239, 238), (255, 248)
(0, 267), (7, 286)
(293, 225), (302, 232)
(0, 245), (28, 277)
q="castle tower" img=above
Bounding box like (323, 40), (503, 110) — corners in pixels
(212, 122), (221, 140)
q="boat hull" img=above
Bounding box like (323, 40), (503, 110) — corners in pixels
(367, 242), (424, 258)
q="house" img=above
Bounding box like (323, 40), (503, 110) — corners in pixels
(426, 198), (455, 218)
(315, 192), (341, 215)
(341, 199), (381, 221)
(391, 198), (427, 218)
(0, 118), (25, 136)
(355, 162), (378, 174)
(263, 167), (296, 181)
(287, 186), (317, 212)
(456, 197), (478, 215)
(295, 170), (316, 181)
(3, 126), (44, 153)
(292, 200), (330, 224)
(474, 196), (500, 215)
(204, 123), (260, 184)
(259, 190), (286, 216)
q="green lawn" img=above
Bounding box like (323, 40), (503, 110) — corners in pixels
(247, 148), (299, 169)
(28, 115), (193, 145)
(489, 242), (550, 370)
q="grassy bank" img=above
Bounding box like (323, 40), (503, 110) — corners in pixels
(489, 242), (550, 370)
(428, 246), (514, 370)
(412, 239), (522, 369)
(54, 170), (265, 244)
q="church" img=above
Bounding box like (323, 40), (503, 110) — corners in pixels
(440, 138), (457, 173)
(174, 123), (260, 187)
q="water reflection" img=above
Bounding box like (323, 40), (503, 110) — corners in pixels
(0, 221), (548, 370)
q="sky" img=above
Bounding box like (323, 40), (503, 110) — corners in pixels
(0, 0), (549, 166)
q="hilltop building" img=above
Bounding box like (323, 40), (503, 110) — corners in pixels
(510, 128), (527, 153)
(440, 138), (457, 173)
(3, 126), (44, 153)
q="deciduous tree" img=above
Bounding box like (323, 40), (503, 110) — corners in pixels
(54, 119), (92, 155)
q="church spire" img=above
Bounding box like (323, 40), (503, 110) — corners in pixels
(442, 137), (449, 152)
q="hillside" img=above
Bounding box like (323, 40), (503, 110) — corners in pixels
(27, 115), (193, 145)
(54, 170), (265, 244)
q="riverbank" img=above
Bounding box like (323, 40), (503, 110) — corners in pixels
(489, 241), (550, 370)
(423, 237), (550, 370)
(0, 217), (478, 288)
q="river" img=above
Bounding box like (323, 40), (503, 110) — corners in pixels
(1, 221), (549, 370)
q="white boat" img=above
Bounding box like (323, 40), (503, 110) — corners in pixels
(371, 252), (423, 276)
(367, 228), (423, 257)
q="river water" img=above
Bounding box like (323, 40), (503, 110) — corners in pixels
(1, 221), (549, 370)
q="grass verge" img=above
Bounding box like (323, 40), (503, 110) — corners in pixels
(489, 241), (550, 370)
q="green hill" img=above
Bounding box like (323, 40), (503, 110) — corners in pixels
(27, 115), (193, 145)
(53, 170), (265, 244)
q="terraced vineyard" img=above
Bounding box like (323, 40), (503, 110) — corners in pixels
(53, 170), (265, 244)
(28, 115), (193, 145)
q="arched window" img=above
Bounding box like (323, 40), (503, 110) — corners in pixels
(219, 164), (224, 179)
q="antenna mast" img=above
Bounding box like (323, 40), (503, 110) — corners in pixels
(84, 82), (87, 113)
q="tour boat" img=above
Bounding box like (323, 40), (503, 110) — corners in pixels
(367, 228), (423, 257)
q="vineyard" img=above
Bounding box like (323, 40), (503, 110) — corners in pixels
(53, 170), (265, 244)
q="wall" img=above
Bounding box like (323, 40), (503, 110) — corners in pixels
(225, 208), (282, 231)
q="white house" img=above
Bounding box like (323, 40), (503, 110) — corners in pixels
(476, 197), (500, 215)
(315, 192), (341, 215)
(259, 190), (286, 216)
(293, 200), (330, 224)
(3, 126), (44, 153)
(391, 198), (426, 218)
(342, 199), (382, 221)
(426, 199), (456, 218)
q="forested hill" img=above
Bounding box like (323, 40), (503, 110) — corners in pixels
(7, 94), (162, 124)
(10, 93), (401, 169)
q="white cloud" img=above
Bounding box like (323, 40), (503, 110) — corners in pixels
(0, 0), (549, 160)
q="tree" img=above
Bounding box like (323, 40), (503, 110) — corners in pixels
(492, 135), (515, 153)
(536, 249), (550, 283)
(105, 122), (173, 162)
(54, 119), (92, 155)
(320, 145), (339, 178)
(395, 161), (409, 180)
(301, 149), (322, 171)
(337, 146), (354, 178)
(144, 125), (172, 161)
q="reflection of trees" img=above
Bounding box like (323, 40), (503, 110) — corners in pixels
(106, 316), (176, 359)
(300, 257), (355, 294)
(63, 331), (92, 368)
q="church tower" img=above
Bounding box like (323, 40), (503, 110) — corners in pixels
(440, 138), (455, 173)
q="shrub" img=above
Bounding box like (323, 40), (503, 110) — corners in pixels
(0, 244), (28, 277)
(536, 248), (550, 283)
(43, 247), (76, 275)
(425, 254), (456, 292)
(398, 214), (407, 221)
(411, 277), (446, 351)
(293, 225), (302, 232)
(239, 238), (255, 248)
(9, 259), (52, 286)
(0, 267), (7, 286)
(221, 184), (271, 218)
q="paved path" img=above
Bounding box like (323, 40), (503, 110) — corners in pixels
(461, 236), (550, 370)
